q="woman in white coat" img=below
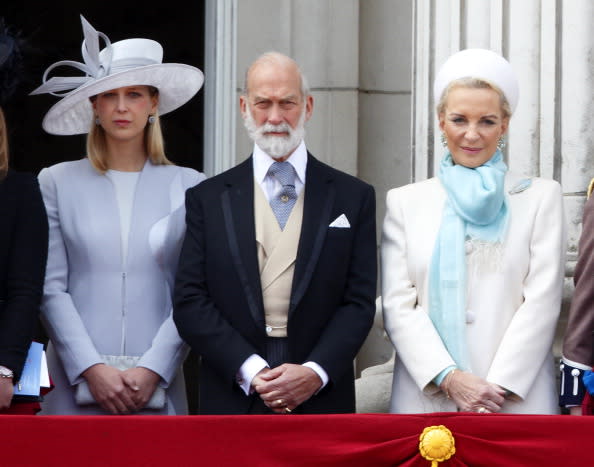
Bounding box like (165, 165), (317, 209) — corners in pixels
(381, 49), (565, 414)
(31, 16), (206, 415)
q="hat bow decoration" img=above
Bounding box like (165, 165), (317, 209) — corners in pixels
(31, 16), (110, 96)
(31, 16), (156, 97)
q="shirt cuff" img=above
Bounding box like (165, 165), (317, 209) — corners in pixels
(303, 361), (328, 391)
(236, 354), (268, 395)
(559, 361), (588, 407)
(433, 365), (457, 387)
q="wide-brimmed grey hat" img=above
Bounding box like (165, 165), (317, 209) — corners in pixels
(30, 15), (204, 135)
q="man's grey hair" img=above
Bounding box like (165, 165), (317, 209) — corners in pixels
(242, 51), (310, 98)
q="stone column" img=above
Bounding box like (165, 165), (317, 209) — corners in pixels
(204, 0), (238, 177)
(358, 0), (414, 238)
(557, 0), (594, 345)
(235, 0), (360, 175)
(355, 0), (414, 413)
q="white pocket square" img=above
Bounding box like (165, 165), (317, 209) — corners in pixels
(329, 214), (350, 228)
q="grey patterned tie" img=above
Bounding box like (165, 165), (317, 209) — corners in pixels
(268, 161), (297, 230)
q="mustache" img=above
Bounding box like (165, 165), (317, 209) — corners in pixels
(257, 122), (292, 135)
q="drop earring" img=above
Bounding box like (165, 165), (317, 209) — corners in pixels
(95, 117), (100, 126)
(497, 136), (506, 150)
(440, 132), (447, 147)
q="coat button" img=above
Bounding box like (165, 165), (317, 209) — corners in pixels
(465, 310), (475, 324)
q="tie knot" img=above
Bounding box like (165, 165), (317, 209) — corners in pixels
(268, 161), (296, 187)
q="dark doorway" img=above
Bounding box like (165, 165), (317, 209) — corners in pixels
(3, 2), (205, 414)
(3, 1), (205, 174)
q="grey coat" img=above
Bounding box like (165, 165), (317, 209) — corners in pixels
(38, 158), (205, 415)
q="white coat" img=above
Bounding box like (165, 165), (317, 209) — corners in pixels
(38, 158), (205, 414)
(381, 172), (565, 414)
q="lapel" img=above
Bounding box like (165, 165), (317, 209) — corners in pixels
(115, 160), (171, 269)
(220, 157), (265, 329)
(290, 153), (335, 313)
(127, 161), (165, 262)
(504, 171), (529, 193)
(82, 161), (125, 266)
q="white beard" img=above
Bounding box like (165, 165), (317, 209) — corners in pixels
(243, 104), (306, 158)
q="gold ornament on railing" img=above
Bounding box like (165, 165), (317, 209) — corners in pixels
(418, 425), (456, 466)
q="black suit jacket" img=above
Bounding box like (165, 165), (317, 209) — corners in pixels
(0, 170), (48, 381)
(173, 153), (377, 414)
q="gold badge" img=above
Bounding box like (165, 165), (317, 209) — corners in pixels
(418, 425), (456, 466)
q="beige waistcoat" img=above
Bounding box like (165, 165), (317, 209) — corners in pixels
(254, 181), (304, 337)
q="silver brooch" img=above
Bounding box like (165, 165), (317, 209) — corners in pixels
(508, 178), (532, 195)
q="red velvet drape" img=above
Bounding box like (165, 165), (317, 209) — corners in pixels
(3, 413), (592, 466)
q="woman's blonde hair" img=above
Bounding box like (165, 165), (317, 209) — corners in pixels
(0, 107), (8, 179)
(436, 77), (512, 120)
(86, 87), (172, 173)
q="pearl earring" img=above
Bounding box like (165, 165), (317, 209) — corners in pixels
(148, 115), (156, 124)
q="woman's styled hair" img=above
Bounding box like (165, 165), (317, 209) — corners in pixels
(436, 77), (513, 120)
(86, 86), (172, 173)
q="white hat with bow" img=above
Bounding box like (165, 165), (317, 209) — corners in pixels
(31, 15), (204, 135)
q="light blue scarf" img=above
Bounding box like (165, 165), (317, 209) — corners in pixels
(429, 150), (509, 372)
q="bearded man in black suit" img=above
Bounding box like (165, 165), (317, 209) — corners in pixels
(173, 52), (377, 414)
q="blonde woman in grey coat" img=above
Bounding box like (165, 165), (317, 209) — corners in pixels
(31, 16), (205, 414)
